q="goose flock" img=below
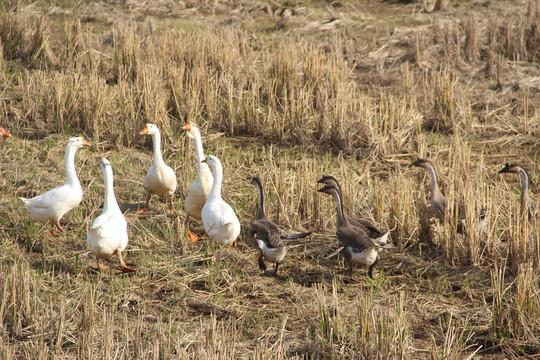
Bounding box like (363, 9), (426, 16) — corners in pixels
(2, 125), (537, 278)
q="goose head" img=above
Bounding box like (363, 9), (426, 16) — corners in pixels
(140, 123), (160, 136)
(250, 176), (263, 188)
(317, 175), (340, 186)
(1, 128), (12, 138)
(100, 158), (111, 171)
(317, 184), (339, 196)
(201, 155), (221, 169)
(410, 158), (434, 169)
(499, 162), (523, 174)
(69, 137), (91, 149)
(183, 121), (201, 139)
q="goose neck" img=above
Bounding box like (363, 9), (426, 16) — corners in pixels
(518, 168), (530, 211)
(254, 181), (266, 219)
(194, 136), (212, 179)
(330, 189), (349, 227)
(65, 142), (81, 188)
(151, 133), (165, 165)
(102, 166), (121, 214)
(424, 163), (444, 201)
(208, 162), (223, 201)
(192, 132), (206, 165)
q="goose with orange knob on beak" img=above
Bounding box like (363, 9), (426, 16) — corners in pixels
(182, 121), (213, 242)
(20, 137), (91, 236)
(200, 155), (241, 247)
(87, 158), (135, 273)
(137, 123), (177, 213)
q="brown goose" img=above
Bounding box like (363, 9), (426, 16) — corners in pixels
(317, 175), (387, 238)
(318, 183), (394, 278)
(250, 176), (310, 276)
(1, 128), (11, 138)
(499, 163), (537, 218)
(410, 158), (486, 233)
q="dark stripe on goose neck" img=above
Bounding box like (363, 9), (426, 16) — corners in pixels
(252, 177), (266, 219)
(517, 167), (531, 213)
(327, 186), (350, 227)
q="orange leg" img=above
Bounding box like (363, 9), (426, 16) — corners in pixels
(49, 222), (59, 236)
(55, 222), (65, 233)
(184, 216), (200, 242)
(116, 251), (135, 273)
(90, 257), (109, 271)
(168, 195), (174, 211)
(135, 193), (151, 214)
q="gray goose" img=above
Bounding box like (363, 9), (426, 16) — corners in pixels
(318, 183), (395, 278)
(499, 163), (537, 219)
(317, 175), (387, 238)
(410, 158), (486, 234)
(250, 176), (311, 276)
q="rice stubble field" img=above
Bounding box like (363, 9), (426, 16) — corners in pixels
(1, 0), (540, 358)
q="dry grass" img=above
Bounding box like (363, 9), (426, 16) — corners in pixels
(2, 0), (540, 358)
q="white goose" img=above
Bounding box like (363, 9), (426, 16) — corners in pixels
(183, 121), (213, 241)
(138, 123), (177, 213)
(20, 137), (90, 235)
(1, 128), (11, 138)
(87, 158), (134, 273)
(201, 155), (241, 246)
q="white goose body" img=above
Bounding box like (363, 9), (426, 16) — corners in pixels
(348, 246), (378, 266)
(185, 174), (213, 220)
(140, 124), (177, 210)
(255, 239), (287, 263)
(22, 184), (83, 224)
(20, 137), (90, 233)
(201, 155), (241, 245)
(143, 160), (176, 198)
(184, 122), (213, 221)
(87, 159), (133, 272)
(88, 159), (128, 257)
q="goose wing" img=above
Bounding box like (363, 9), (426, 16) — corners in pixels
(280, 232), (311, 239)
(348, 216), (387, 238)
(251, 218), (282, 248)
(20, 184), (73, 207)
(90, 212), (126, 239)
(336, 226), (375, 252)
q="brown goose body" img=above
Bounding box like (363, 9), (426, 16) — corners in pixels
(318, 183), (394, 278)
(411, 158), (486, 234)
(250, 176), (310, 276)
(499, 163), (537, 219)
(317, 175), (387, 238)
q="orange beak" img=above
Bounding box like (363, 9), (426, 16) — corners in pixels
(140, 124), (149, 135)
(1, 128), (12, 138)
(81, 138), (91, 147)
(201, 158), (207, 163)
(182, 122), (191, 132)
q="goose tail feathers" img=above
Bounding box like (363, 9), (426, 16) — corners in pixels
(281, 232), (311, 239)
